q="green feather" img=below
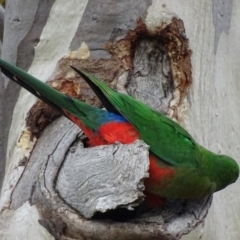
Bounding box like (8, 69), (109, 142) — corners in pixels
(0, 59), (107, 131)
(76, 71), (198, 167)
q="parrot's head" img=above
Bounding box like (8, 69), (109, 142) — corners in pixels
(214, 154), (239, 192)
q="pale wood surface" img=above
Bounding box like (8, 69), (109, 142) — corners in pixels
(0, 0), (239, 239)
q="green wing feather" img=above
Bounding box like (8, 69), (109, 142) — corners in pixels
(0, 59), (106, 131)
(77, 71), (198, 167)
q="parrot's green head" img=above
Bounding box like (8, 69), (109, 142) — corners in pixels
(214, 154), (239, 192)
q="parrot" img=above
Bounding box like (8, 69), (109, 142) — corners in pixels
(0, 58), (239, 206)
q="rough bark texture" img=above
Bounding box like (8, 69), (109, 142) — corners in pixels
(1, 1), (239, 240)
(56, 140), (148, 219)
(0, 4), (5, 191)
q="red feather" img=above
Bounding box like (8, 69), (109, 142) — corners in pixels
(63, 110), (95, 140)
(89, 122), (140, 146)
(146, 155), (175, 186)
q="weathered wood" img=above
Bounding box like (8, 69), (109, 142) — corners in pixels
(8, 117), (79, 210)
(128, 38), (174, 114)
(56, 139), (149, 218)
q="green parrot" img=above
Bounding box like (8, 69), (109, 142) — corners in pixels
(0, 58), (238, 205)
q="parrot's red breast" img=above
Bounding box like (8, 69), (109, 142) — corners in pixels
(66, 109), (140, 145)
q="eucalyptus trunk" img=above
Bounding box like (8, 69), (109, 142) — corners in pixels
(0, 1), (239, 240)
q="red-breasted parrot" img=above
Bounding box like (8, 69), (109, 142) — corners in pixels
(0, 59), (239, 205)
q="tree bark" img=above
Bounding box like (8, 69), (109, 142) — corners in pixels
(0, 1), (239, 240)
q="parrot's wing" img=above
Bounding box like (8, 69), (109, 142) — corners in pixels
(71, 66), (119, 115)
(0, 59), (111, 132)
(0, 59), (67, 117)
(73, 68), (198, 167)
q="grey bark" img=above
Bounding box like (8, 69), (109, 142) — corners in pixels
(0, 58), (4, 191)
(0, 4), (4, 191)
(56, 139), (149, 219)
(0, 1), (221, 240)
(0, 5), (4, 41)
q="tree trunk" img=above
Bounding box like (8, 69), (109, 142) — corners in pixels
(0, 1), (239, 240)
